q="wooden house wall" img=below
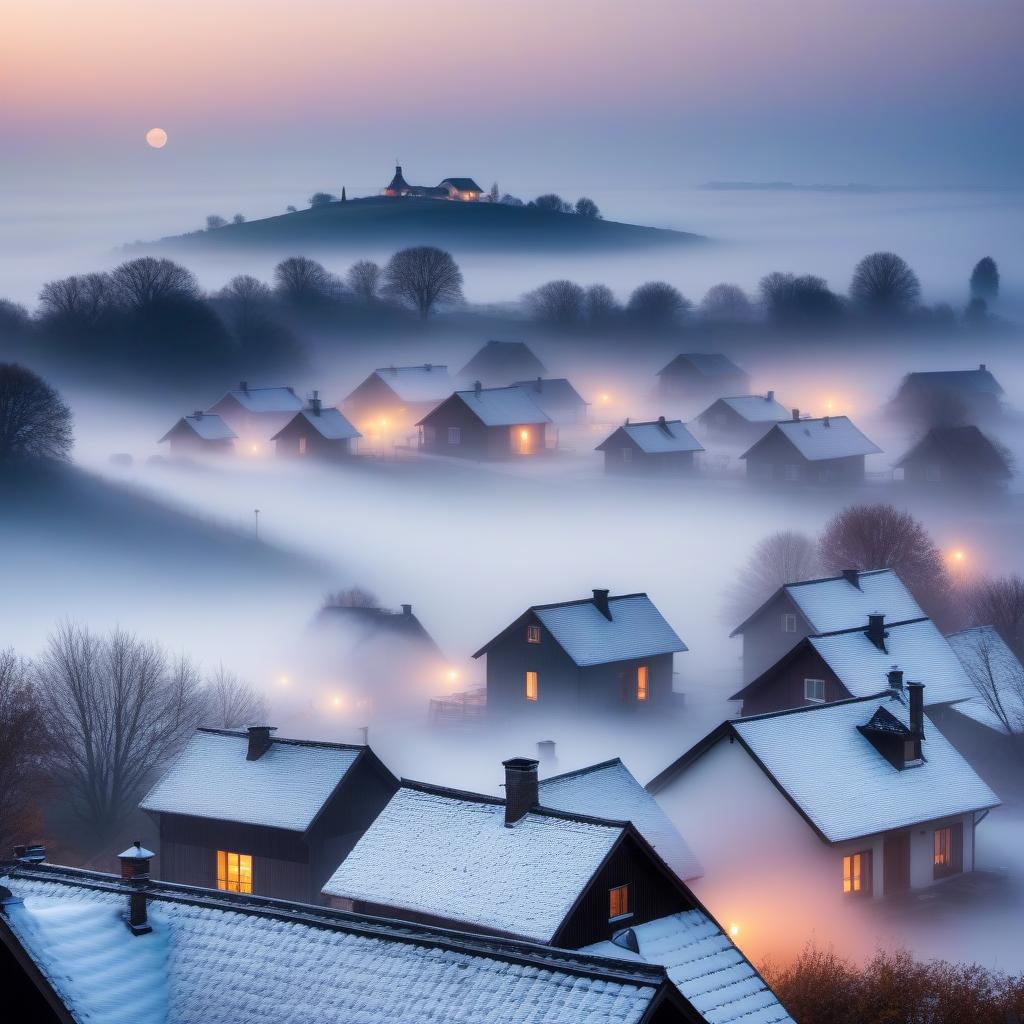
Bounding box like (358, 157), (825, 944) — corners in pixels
(166, 430), (234, 456)
(658, 366), (749, 399)
(744, 430), (866, 483)
(273, 418), (354, 459)
(738, 591), (809, 682)
(603, 448), (697, 477)
(740, 646), (849, 715)
(486, 615), (582, 715)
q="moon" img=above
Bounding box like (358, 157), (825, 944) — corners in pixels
(145, 128), (168, 149)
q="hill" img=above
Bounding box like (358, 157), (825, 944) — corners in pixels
(143, 196), (703, 256)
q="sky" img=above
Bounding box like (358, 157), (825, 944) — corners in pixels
(3, 0), (1023, 196)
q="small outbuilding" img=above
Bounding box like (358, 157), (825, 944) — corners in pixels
(511, 377), (588, 423)
(271, 393), (361, 459)
(895, 424), (1011, 489)
(159, 411), (236, 456)
(656, 353), (749, 401)
(694, 392), (789, 444)
(458, 340), (547, 384)
(596, 417), (704, 475)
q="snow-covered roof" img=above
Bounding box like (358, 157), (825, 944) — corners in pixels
(895, 425), (1011, 477)
(213, 385), (303, 414)
(3, 871), (667, 1024)
(271, 407), (361, 441)
(947, 626), (1024, 734)
(476, 592), (687, 667)
(159, 413), (236, 443)
(372, 364), (452, 402)
(322, 784), (622, 943)
(731, 694), (999, 842)
(748, 416), (881, 462)
(807, 618), (975, 704)
(584, 912), (793, 1024)
(539, 760), (703, 881)
(140, 730), (362, 832)
(511, 378), (587, 409)
(599, 420), (704, 455)
(716, 395), (790, 423)
(659, 353), (747, 379)
(424, 386), (550, 427)
(459, 340), (547, 379)
(901, 368), (1003, 396)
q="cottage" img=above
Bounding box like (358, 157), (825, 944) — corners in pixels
(694, 393), (789, 445)
(416, 383), (549, 459)
(341, 364), (452, 435)
(731, 615), (976, 716)
(458, 340), (547, 384)
(270, 393), (361, 459)
(0, 847), (693, 1024)
(511, 377), (588, 423)
(158, 411), (235, 456)
(596, 418), (704, 476)
(730, 568), (925, 682)
(323, 757), (792, 1023)
(741, 411), (881, 484)
(656, 354), (749, 402)
(206, 382), (302, 451)
(889, 364), (1004, 424)
(383, 164), (484, 201)
(649, 690), (999, 910)
(139, 726), (398, 904)
(473, 590), (687, 717)
(895, 424), (1011, 489)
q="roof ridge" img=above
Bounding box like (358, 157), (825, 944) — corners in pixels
(530, 592), (648, 612)
(812, 616), (930, 638)
(735, 689), (898, 724)
(539, 758), (625, 785)
(195, 728), (367, 752)
(784, 567), (892, 589)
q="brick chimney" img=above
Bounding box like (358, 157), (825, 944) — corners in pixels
(887, 667), (904, 692)
(791, 408), (800, 421)
(766, 390), (775, 402)
(866, 613), (886, 650)
(503, 758), (539, 827)
(907, 682), (925, 739)
(401, 603), (412, 616)
(592, 589), (612, 620)
(841, 569), (861, 589)
(118, 841), (155, 936)
(246, 725), (276, 761)
(979, 363), (986, 371)
(310, 390), (322, 416)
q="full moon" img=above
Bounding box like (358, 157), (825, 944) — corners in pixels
(145, 128), (168, 149)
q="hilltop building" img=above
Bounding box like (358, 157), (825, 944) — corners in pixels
(383, 165), (483, 201)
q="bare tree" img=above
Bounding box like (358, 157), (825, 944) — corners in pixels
(850, 252), (921, 314)
(347, 260), (382, 300)
(525, 280), (585, 325)
(970, 257), (999, 301)
(574, 197), (602, 219)
(324, 586), (380, 609)
(500, 194), (524, 207)
(488, 182), (500, 203)
(531, 193), (570, 213)
(206, 214), (228, 230)
(0, 299), (30, 336)
(0, 363), (73, 463)
(109, 257), (200, 309)
(38, 273), (113, 327)
(626, 281), (691, 325)
(954, 627), (1024, 736)
(217, 274), (273, 334)
(383, 246), (464, 319)
(759, 271), (843, 323)
(36, 623), (205, 844)
(202, 665), (268, 729)
(0, 649), (48, 850)
(700, 283), (752, 321)
(232, 213), (246, 225)
(585, 284), (619, 323)
(725, 531), (821, 624)
(309, 192), (336, 207)
(965, 575), (1024, 662)
(274, 256), (337, 305)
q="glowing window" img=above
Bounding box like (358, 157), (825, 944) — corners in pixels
(448, 427), (461, 445)
(842, 850), (871, 896)
(933, 826), (961, 879)
(637, 665), (649, 701)
(525, 671), (538, 701)
(298, 436), (307, 455)
(527, 624), (541, 644)
(782, 613), (798, 633)
(804, 678), (826, 702)
(217, 851), (253, 893)
(609, 884), (630, 920)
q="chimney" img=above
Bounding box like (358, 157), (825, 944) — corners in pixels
(310, 390), (322, 416)
(841, 569), (861, 589)
(979, 363), (986, 371)
(823, 415), (830, 428)
(503, 757), (539, 826)
(887, 666), (904, 692)
(866, 613), (886, 650)
(193, 410), (204, 419)
(592, 588), (612, 620)
(401, 603), (412, 616)
(766, 390), (775, 402)
(246, 725), (276, 761)
(791, 408), (800, 421)
(239, 381), (248, 394)
(118, 841), (155, 936)
(536, 739), (557, 768)
(535, 376), (543, 392)
(474, 380), (482, 397)
(358, 725), (369, 745)
(907, 682), (925, 740)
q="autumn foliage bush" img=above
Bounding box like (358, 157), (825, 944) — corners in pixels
(763, 945), (1024, 1024)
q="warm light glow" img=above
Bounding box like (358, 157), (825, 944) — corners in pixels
(447, 669), (458, 682)
(951, 549), (965, 563)
(599, 393), (611, 404)
(379, 418), (389, 428)
(145, 127), (168, 148)
(729, 923), (740, 938)
(217, 850), (252, 893)
(331, 695), (344, 708)
(279, 675), (289, 685)
(250, 444), (260, 454)
(519, 429), (529, 440)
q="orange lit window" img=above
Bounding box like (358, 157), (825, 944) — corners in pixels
(298, 436), (307, 455)
(609, 884), (630, 919)
(637, 665), (649, 701)
(217, 851), (253, 893)
(525, 671), (538, 701)
(527, 625), (541, 644)
(842, 851), (871, 896)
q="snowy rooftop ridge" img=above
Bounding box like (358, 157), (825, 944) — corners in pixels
(717, 395), (790, 423)
(213, 385), (303, 413)
(159, 413), (236, 443)
(598, 419), (704, 455)
(745, 415), (882, 462)
(658, 353), (747, 379)
(372, 364), (453, 402)
(271, 407), (361, 440)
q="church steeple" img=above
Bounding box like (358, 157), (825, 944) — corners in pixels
(384, 164), (410, 196)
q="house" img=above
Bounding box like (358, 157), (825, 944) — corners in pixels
(270, 393), (361, 459)
(649, 689), (999, 907)
(731, 615), (977, 716)
(730, 568), (925, 682)
(596, 418), (704, 476)
(341, 364), (452, 435)
(416, 383), (550, 459)
(158, 411), (235, 456)
(459, 340), (547, 384)
(323, 757), (792, 1024)
(656, 354), (749, 402)
(473, 590), (687, 717)
(206, 382), (303, 451)
(511, 377), (588, 423)
(889, 364), (1004, 424)
(895, 424), (1011, 489)
(0, 848), (695, 1024)
(383, 164), (484, 201)
(139, 726), (398, 904)
(693, 393), (789, 444)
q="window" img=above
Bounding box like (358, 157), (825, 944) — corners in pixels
(217, 851), (253, 893)
(933, 824), (962, 878)
(804, 678), (826, 703)
(842, 850), (872, 896)
(636, 665), (649, 701)
(782, 613), (798, 633)
(527, 624), (541, 644)
(298, 436), (307, 455)
(525, 671), (538, 701)
(622, 448), (633, 462)
(904, 739), (922, 766)
(609, 883), (631, 920)
(783, 464), (800, 482)
(447, 427), (461, 445)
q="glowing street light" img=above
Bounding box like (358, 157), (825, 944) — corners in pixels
(729, 923), (740, 938)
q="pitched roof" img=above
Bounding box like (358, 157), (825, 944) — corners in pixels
(597, 420), (704, 455)
(709, 395), (790, 424)
(539, 760), (703, 881)
(459, 340), (547, 379)
(440, 177), (483, 192)
(212, 385), (303, 414)
(423, 386), (550, 427)
(159, 413), (236, 443)
(731, 568), (924, 637)
(139, 730), (365, 832)
(744, 416), (881, 462)
(947, 626), (1024, 734)
(584, 912), (793, 1024)
(371, 364), (452, 402)
(511, 378), (587, 409)
(322, 784), (624, 943)
(2, 867), (670, 1024)
(658, 353), (747, 379)
(895, 425), (1012, 477)
(386, 165), (410, 191)
(271, 407), (361, 441)
(900, 367), (1004, 396)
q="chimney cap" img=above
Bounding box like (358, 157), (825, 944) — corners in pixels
(502, 756), (540, 772)
(401, 603), (412, 615)
(118, 841), (155, 860)
(766, 390), (774, 402)
(792, 408), (800, 421)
